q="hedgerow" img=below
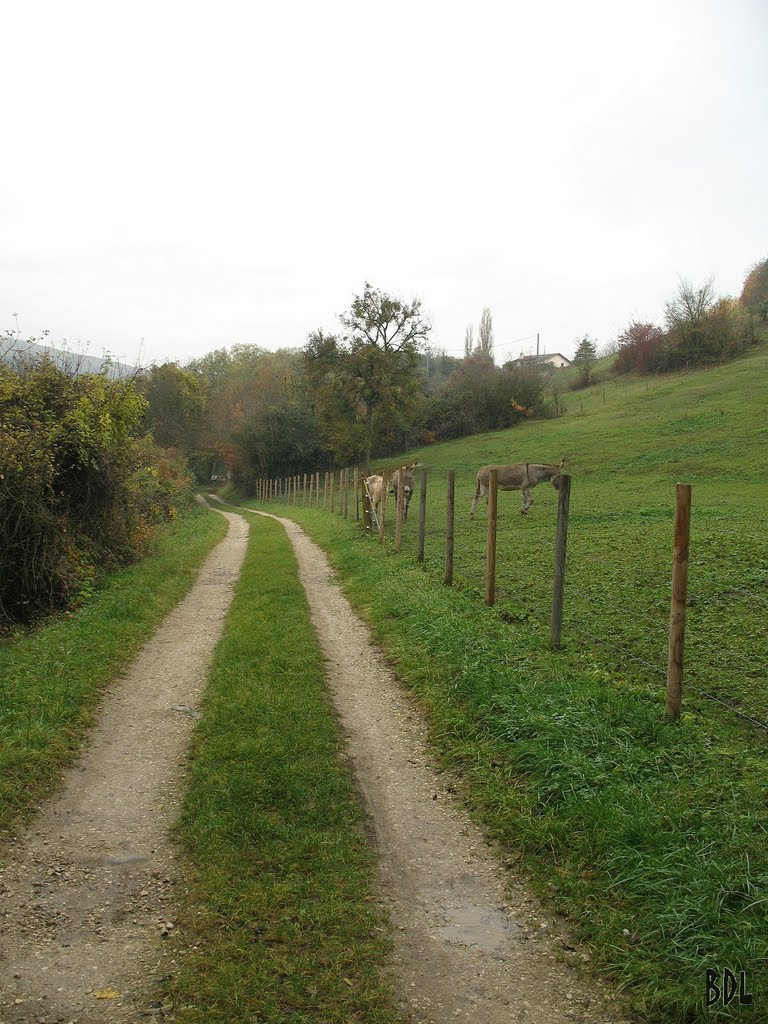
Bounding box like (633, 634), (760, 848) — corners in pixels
(0, 355), (193, 625)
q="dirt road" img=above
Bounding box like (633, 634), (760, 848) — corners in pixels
(1, 498), (627, 1023)
(235, 504), (626, 1024)
(0, 506), (249, 1023)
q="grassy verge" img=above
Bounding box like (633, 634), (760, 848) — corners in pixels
(0, 505), (228, 837)
(229, 505), (766, 1022)
(168, 512), (405, 1024)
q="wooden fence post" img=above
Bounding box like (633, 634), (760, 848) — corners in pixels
(417, 468), (427, 562)
(331, 472), (335, 513)
(354, 467), (360, 521)
(308, 473), (314, 507)
(316, 472), (320, 508)
(378, 470), (388, 544)
(395, 468), (404, 552)
(323, 472), (328, 510)
(485, 469), (498, 606)
(550, 474), (572, 649)
(444, 470), (455, 586)
(343, 469), (348, 517)
(363, 476), (372, 534)
(666, 483), (692, 720)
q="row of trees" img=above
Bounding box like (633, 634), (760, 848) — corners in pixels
(135, 260), (767, 494)
(136, 286), (554, 492)
(8, 258), (762, 624)
(615, 263), (766, 374)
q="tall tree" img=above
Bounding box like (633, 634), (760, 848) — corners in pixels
(665, 277), (716, 331)
(139, 363), (207, 450)
(464, 324), (474, 358)
(305, 283), (431, 467)
(573, 334), (598, 387)
(478, 307), (494, 359)
(739, 256), (768, 321)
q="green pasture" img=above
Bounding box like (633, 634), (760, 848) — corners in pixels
(274, 350), (768, 731)
(239, 347), (768, 1021)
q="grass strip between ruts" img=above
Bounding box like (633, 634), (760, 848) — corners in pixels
(169, 512), (405, 1024)
(0, 505), (229, 838)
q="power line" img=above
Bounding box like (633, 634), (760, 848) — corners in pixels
(439, 333), (540, 357)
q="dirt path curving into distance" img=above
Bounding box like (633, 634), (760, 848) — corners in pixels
(0, 503), (249, 1024)
(229, 501), (628, 1024)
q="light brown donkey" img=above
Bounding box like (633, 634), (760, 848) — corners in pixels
(365, 464), (418, 522)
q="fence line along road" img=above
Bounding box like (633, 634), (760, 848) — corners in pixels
(250, 470), (734, 727)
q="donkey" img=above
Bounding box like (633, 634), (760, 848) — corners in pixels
(365, 464), (418, 522)
(469, 460), (565, 517)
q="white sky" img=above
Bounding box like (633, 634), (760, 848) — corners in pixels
(3, 0), (767, 366)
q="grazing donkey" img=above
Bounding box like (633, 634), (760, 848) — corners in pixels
(365, 464), (418, 522)
(470, 460), (565, 517)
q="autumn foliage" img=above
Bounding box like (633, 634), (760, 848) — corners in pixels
(1, 353), (193, 625)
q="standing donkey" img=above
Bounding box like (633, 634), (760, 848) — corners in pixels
(365, 464), (418, 522)
(470, 460), (565, 517)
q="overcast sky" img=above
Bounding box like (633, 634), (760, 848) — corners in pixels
(3, 0), (767, 367)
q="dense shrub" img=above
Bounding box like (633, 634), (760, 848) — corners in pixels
(662, 283), (759, 369)
(0, 355), (193, 625)
(615, 321), (666, 374)
(424, 355), (548, 440)
(615, 281), (761, 377)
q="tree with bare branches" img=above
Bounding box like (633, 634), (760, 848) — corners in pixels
(464, 324), (474, 358)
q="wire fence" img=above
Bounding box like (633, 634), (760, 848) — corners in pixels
(251, 467), (768, 736)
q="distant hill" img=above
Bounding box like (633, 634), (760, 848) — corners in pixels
(1, 337), (138, 379)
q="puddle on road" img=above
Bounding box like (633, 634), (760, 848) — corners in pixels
(437, 902), (519, 951)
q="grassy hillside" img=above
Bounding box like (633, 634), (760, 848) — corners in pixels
(379, 348), (768, 730)
(236, 346), (767, 1022)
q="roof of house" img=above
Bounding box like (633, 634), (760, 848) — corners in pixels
(512, 352), (572, 365)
